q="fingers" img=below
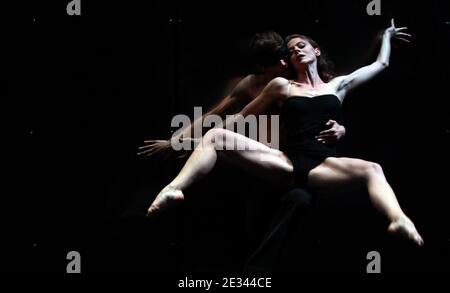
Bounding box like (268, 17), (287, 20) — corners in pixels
(177, 152), (189, 159)
(137, 147), (155, 155)
(138, 143), (162, 150)
(137, 144), (167, 157)
(137, 147), (188, 160)
(137, 148), (157, 157)
(316, 136), (337, 144)
(316, 133), (335, 139)
(326, 119), (336, 126)
(396, 37), (411, 43)
(316, 135), (335, 143)
(395, 30), (412, 43)
(389, 23), (412, 43)
(396, 32), (411, 37)
(318, 128), (335, 135)
(138, 140), (165, 150)
(139, 153), (154, 159)
(138, 144), (156, 150)
(141, 147), (165, 159)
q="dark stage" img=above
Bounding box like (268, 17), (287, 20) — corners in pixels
(4, 0), (450, 280)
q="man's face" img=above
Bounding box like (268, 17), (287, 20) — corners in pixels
(266, 60), (288, 77)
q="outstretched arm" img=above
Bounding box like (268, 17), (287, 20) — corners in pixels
(335, 19), (411, 100)
(179, 77), (289, 136)
(138, 76), (251, 158)
(174, 76), (250, 139)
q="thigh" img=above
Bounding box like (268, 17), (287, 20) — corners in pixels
(308, 157), (370, 195)
(212, 129), (294, 187)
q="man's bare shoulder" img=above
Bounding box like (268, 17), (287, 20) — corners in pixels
(231, 75), (253, 95)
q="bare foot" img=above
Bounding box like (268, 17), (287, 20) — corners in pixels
(388, 216), (424, 247)
(147, 185), (184, 217)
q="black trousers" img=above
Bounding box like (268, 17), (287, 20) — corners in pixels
(243, 188), (314, 273)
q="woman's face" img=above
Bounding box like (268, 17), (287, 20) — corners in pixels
(287, 37), (320, 67)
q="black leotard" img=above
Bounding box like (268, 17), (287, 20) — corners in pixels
(281, 93), (342, 187)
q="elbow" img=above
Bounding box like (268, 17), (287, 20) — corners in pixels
(377, 60), (389, 69)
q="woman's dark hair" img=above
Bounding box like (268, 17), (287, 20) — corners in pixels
(285, 34), (335, 82)
(249, 31), (288, 72)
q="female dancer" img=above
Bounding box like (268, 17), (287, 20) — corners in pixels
(147, 20), (423, 246)
(138, 31), (345, 157)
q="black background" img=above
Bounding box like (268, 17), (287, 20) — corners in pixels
(3, 0), (450, 276)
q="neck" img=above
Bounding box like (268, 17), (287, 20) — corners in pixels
(261, 70), (278, 84)
(295, 62), (324, 88)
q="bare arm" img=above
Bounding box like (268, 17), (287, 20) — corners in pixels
(335, 19), (411, 100)
(138, 76), (251, 158)
(174, 76), (251, 139)
(220, 77), (289, 129)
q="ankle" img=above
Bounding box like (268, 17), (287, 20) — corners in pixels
(167, 183), (181, 191)
(390, 213), (408, 224)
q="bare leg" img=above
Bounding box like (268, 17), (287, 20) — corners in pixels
(309, 157), (424, 246)
(148, 128), (294, 216)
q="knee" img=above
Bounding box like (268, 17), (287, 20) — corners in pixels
(203, 128), (227, 148)
(361, 161), (383, 178)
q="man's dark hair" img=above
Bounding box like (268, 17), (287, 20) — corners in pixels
(249, 31), (287, 71)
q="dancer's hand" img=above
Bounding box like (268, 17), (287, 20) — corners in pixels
(384, 18), (412, 43)
(316, 120), (345, 144)
(137, 139), (172, 159)
(137, 137), (201, 159)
